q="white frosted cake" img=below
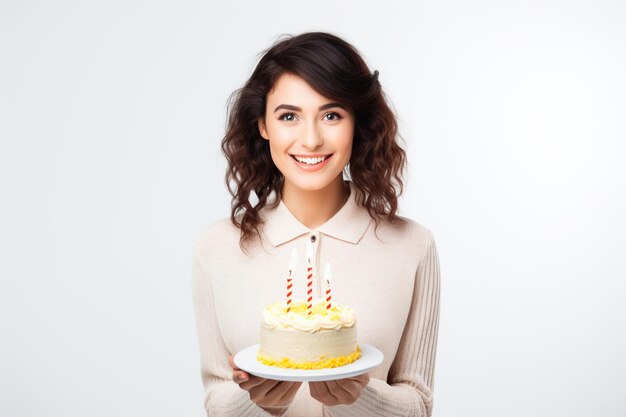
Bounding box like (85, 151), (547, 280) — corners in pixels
(257, 298), (361, 369)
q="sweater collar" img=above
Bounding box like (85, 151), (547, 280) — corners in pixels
(260, 181), (372, 247)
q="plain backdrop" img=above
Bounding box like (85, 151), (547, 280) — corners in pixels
(2, 1), (625, 416)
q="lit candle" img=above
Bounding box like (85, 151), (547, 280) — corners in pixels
(306, 239), (314, 316)
(324, 262), (332, 310)
(286, 248), (297, 312)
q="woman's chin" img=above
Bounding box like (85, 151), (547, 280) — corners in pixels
(283, 174), (341, 193)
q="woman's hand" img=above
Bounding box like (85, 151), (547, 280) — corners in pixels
(308, 373), (370, 406)
(229, 355), (302, 409)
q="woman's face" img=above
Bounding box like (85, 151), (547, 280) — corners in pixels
(258, 72), (354, 192)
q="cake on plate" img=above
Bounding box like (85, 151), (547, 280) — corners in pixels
(257, 298), (361, 369)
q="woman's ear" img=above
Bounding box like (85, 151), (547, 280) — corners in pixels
(257, 117), (269, 140)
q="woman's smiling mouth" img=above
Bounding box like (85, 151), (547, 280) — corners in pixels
(289, 153), (334, 170)
(290, 154), (333, 164)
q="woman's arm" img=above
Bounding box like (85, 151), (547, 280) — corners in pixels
(324, 231), (441, 417)
(191, 248), (293, 417)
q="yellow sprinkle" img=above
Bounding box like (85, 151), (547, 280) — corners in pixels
(257, 345), (361, 369)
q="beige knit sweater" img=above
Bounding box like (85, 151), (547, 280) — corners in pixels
(191, 181), (441, 416)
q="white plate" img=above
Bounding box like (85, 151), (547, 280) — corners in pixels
(233, 344), (383, 382)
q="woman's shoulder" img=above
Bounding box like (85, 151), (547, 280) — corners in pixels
(381, 214), (438, 268)
(380, 213), (435, 244)
(192, 215), (242, 255)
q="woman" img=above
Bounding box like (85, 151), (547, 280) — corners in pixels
(192, 32), (441, 416)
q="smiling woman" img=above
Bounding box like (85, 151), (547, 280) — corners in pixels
(257, 73), (354, 189)
(192, 31), (441, 417)
(219, 32), (408, 254)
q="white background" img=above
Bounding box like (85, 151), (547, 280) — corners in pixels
(2, 1), (625, 416)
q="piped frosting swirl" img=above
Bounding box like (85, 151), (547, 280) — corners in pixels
(262, 298), (356, 333)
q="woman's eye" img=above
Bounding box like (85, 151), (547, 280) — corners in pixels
(279, 112), (297, 122)
(278, 111), (342, 122)
(323, 112), (342, 121)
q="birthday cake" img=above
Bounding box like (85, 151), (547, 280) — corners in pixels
(257, 298), (361, 369)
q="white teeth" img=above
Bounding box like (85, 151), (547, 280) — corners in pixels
(294, 155), (328, 164)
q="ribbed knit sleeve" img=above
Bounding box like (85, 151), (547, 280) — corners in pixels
(324, 231), (441, 417)
(191, 248), (292, 417)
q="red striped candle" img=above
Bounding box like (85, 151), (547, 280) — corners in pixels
(286, 248), (297, 312)
(324, 262), (332, 309)
(286, 277), (293, 312)
(306, 239), (313, 316)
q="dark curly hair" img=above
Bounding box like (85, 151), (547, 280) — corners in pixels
(221, 31), (408, 254)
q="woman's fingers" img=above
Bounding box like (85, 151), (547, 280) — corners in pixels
(248, 379), (282, 404)
(329, 378), (360, 400)
(227, 354), (301, 407)
(239, 375), (271, 391)
(229, 355), (251, 384)
(309, 381), (341, 406)
(309, 373), (370, 406)
(308, 382), (320, 403)
(283, 381), (302, 401)
(233, 371), (249, 384)
(351, 372), (370, 386)
(265, 380), (302, 402)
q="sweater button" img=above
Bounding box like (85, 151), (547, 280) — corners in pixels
(310, 235), (316, 243)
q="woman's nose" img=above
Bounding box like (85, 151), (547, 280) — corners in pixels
(299, 122), (323, 149)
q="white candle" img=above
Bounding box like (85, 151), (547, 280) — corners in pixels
(288, 247), (298, 274)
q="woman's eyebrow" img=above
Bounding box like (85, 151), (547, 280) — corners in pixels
(273, 102), (346, 113)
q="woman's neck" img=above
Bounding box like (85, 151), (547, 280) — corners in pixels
(281, 177), (350, 230)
